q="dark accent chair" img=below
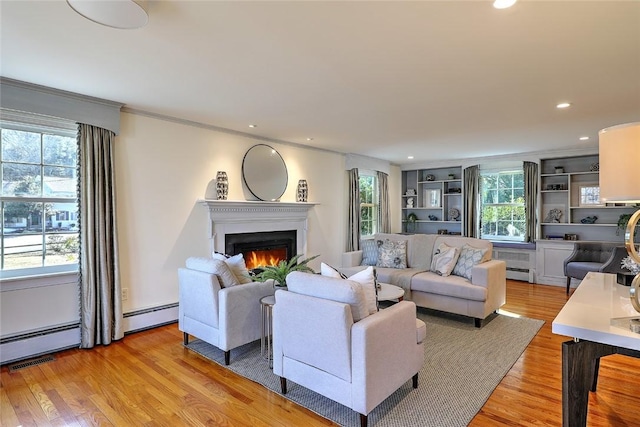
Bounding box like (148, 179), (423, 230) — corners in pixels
(564, 242), (618, 294)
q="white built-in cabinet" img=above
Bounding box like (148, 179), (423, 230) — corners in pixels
(401, 166), (463, 235)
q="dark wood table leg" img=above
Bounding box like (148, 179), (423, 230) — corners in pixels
(561, 340), (616, 427)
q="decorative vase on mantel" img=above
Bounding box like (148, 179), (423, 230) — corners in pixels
(296, 179), (308, 202)
(216, 171), (229, 200)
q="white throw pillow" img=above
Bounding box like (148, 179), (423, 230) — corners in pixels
(430, 243), (461, 277)
(452, 244), (488, 280)
(321, 263), (377, 314)
(347, 266), (378, 314)
(320, 262), (347, 279)
(212, 252), (252, 284)
(186, 257), (239, 288)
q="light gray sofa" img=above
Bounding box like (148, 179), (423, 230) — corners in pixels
(341, 233), (507, 327)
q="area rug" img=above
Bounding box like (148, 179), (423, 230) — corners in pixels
(185, 308), (544, 427)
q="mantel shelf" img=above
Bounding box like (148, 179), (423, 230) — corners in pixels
(199, 199), (318, 212)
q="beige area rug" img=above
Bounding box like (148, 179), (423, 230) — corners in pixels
(186, 308), (544, 427)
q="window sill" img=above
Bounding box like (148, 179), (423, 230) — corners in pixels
(0, 270), (79, 291)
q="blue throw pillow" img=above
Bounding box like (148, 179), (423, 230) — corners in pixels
(361, 239), (378, 266)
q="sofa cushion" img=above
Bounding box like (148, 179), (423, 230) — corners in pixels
(411, 271), (488, 301)
(434, 236), (492, 263)
(185, 257), (239, 288)
(376, 239), (408, 269)
(430, 243), (461, 276)
(374, 233), (436, 269)
(321, 263), (377, 315)
(452, 244), (488, 280)
(361, 239), (378, 266)
(212, 252), (252, 284)
(286, 271), (369, 321)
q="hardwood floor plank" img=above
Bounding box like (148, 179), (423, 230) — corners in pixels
(2, 280), (639, 426)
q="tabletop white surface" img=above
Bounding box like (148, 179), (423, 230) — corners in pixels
(552, 272), (640, 351)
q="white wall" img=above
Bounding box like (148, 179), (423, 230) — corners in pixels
(115, 112), (348, 312)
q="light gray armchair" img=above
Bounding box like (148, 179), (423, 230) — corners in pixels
(178, 257), (274, 365)
(273, 272), (426, 427)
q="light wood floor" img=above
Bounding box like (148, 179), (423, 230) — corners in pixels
(2, 280), (640, 426)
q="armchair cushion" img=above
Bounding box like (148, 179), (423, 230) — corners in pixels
(287, 271), (370, 321)
(212, 253), (252, 284)
(185, 257), (239, 288)
(321, 264), (377, 314)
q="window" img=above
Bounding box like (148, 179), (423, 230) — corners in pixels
(1, 114), (79, 277)
(359, 173), (378, 238)
(480, 169), (525, 241)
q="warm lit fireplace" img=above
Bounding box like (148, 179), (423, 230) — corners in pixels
(225, 230), (297, 271)
(244, 248), (288, 270)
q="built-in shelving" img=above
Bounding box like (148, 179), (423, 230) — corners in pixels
(539, 154), (638, 242)
(402, 166), (463, 235)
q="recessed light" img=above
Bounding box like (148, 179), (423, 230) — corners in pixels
(408, 156), (414, 160)
(249, 124), (257, 128)
(493, 0), (517, 9)
(556, 102), (571, 109)
(306, 138), (314, 141)
(579, 136), (590, 141)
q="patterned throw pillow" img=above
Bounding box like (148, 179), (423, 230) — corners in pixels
(361, 239), (378, 266)
(430, 243), (461, 277)
(376, 239), (408, 269)
(452, 244), (488, 280)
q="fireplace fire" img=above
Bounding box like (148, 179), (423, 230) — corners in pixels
(225, 230), (297, 272)
(245, 248), (287, 270)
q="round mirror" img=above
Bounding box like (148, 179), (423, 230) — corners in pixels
(242, 144), (288, 201)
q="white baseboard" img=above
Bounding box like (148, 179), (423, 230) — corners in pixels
(123, 304), (178, 333)
(1, 303), (178, 365)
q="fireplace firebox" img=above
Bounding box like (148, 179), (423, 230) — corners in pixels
(225, 230), (297, 271)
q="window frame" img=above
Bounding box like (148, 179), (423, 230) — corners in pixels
(479, 168), (526, 242)
(1, 112), (79, 280)
(359, 171), (379, 239)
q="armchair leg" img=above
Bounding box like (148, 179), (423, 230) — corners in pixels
(359, 413), (367, 427)
(474, 318), (482, 328)
(224, 351), (230, 366)
(183, 332), (189, 345)
(566, 276), (572, 295)
(280, 377), (287, 394)
(412, 373), (419, 388)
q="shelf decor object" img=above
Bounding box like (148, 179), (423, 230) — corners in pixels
(424, 189), (441, 208)
(216, 171), (229, 200)
(599, 121), (640, 313)
(296, 179), (308, 202)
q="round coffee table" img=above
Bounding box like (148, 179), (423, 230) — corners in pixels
(377, 283), (405, 302)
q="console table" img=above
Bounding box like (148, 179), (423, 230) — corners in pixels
(552, 272), (640, 426)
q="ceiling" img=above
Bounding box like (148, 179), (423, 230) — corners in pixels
(1, 1), (639, 165)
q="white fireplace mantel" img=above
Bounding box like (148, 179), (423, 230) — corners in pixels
(198, 199), (318, 256)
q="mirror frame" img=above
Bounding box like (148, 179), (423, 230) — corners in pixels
(242, 144), (288, 201)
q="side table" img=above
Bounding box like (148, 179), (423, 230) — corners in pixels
(260, 295), (276, 368)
